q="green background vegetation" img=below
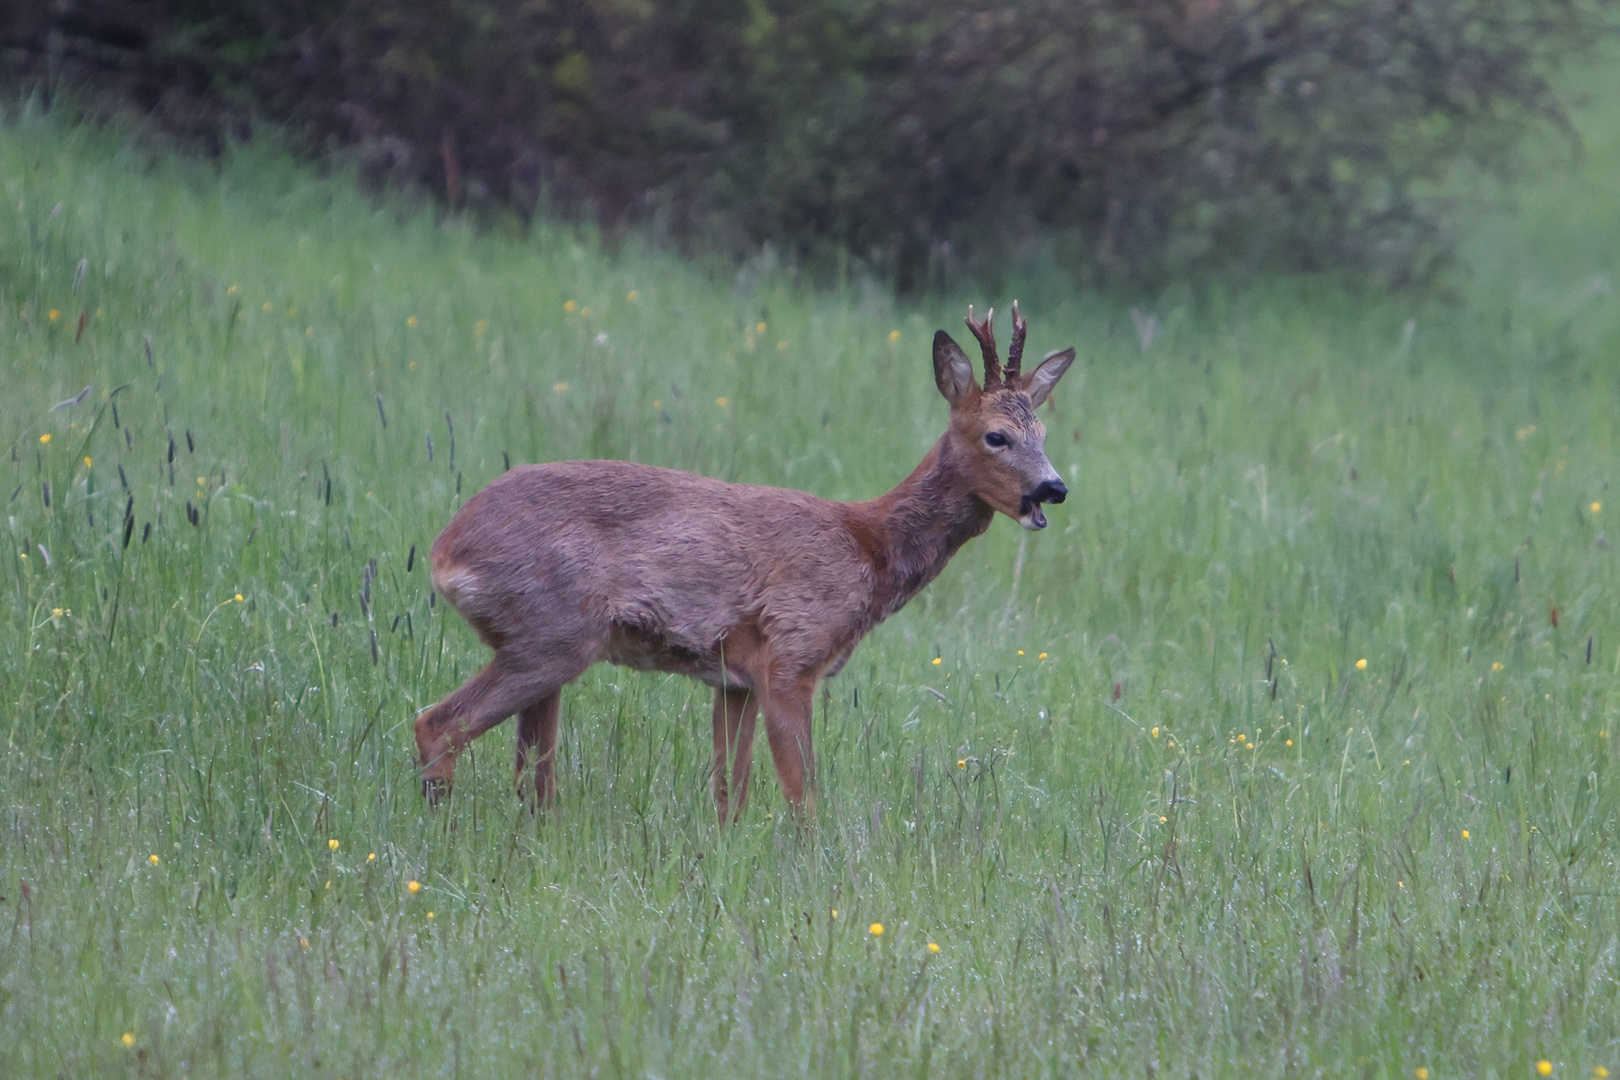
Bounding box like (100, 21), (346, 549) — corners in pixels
(4, 0), (1610, 286)
(2, 56), (1620, 1079)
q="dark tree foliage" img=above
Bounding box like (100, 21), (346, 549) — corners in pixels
(3, 0), (1612, 286)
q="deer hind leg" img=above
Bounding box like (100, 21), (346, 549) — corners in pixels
(760, 674), (818, 819)
(415, 656), (571, 802)
(711, 687), (759, 824)
(515, 691), (562, 809)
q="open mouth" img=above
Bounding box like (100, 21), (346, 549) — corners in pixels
(1017, 494), (1050, 531)
(1017, 482), (1067, 531)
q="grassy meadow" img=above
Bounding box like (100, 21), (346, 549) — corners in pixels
(3, 61), (1620, 1077)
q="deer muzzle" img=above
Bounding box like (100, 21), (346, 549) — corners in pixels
(1018, 479), (1067, 530)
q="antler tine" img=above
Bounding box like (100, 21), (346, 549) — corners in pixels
(1006, 299), (1027, 382)
(964, 304), (1002, 389)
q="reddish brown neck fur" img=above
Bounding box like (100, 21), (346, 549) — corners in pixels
(845, 436), (996, 620)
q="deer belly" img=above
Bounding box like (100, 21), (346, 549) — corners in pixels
(601, 624), (748, 689)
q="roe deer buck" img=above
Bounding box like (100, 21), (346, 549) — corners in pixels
(416, 302), (1075, 820)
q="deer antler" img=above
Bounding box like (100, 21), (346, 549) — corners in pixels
(964, 305), (1002, 389)
(1006, 300), (1028, 383)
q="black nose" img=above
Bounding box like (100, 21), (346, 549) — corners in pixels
(1031, 479), (1067, 505)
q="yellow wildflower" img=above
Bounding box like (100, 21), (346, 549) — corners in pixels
(48, 309), (60, 322)
(1151, 727), (1159, 738)
(406, 315), (418, 328)
(756, 321), (767, 334)
(1017, 649), (1024, 656)
(927, 941), (940, 953)
(1492, 662), (1504, 672)
(328, 838), (340, 851)
(931, 657), (942, 666)
(1538, 1062), (1553, 1078)
(407, 880), (421, 894)
(1038, 652), (1048, 660)
(564, 300), (577, 312)
(1416, 1070), (1429, 1080)
(1592, 502), (1603, 514)
(426, 911), (435, 920)
(830, 908), (838, 918)
(121, 1033), (135, 1048)
(868, 922), (883, 937)
(888, 330), (901, 342)
(83, 456), (92, 468)
(1355, 658), (1368, 671)
(235, 594), (244, 603)
(1462, 830), (1471, 840)
(367, 852), (377, 863)
(957, 759), (966, 769)
(39, 433), (50, 444)
(148, 854), (160, 865)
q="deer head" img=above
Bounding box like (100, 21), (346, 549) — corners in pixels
(932, 301), (1076, 529)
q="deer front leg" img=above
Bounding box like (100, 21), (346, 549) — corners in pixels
(711, 686), (759, 824)
(761, 675), (818, 818)
(515, 691), (561, 808)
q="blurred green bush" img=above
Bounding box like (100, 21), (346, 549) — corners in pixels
(5, 0), (1612, 287)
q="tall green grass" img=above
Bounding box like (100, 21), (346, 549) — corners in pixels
(2, 69), (1619, 1077)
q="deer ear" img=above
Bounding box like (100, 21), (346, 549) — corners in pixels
(933, 331), (978, 407)
(1021, 347), (1075, 408)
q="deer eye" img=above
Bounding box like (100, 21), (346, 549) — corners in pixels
(985, 431), (1010, 449)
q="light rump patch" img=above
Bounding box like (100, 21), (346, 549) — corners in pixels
(430, 563), (478, 608)
(414, 304), (1076, 821)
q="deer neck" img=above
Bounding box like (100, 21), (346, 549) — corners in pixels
(848, 436), (994, 618)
